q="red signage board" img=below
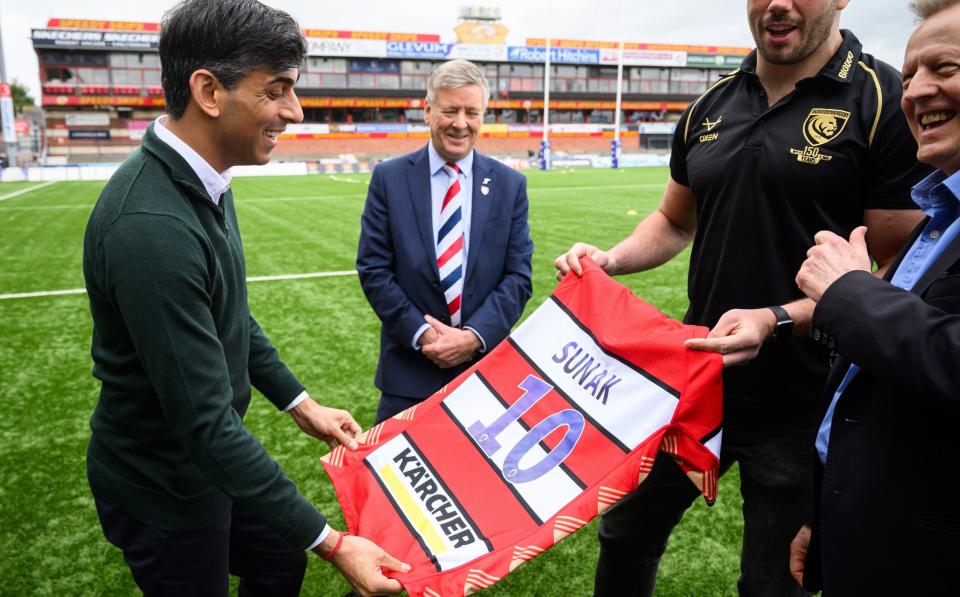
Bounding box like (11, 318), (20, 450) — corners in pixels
(46, 18), (160, 32)
(302, 29), (439, 42)
(42, 95), (166, 107)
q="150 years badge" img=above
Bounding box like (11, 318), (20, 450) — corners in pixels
(790, 108), (851, 165)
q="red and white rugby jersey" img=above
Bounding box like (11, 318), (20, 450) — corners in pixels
(322, 258), (723, 596)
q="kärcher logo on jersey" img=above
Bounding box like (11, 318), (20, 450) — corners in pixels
(366, 433), (492, 571)
(392, 447), (476, 548)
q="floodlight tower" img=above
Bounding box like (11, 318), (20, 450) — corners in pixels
(611, 41), (623, 169)
(540, 36), (551, 171)
(611, 0), (625, 169)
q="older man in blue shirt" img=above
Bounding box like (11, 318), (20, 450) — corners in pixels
(788, 1), (960, 593)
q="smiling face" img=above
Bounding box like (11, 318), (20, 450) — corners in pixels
(424, 84), (485, 163)
(747, 0), (846, 65)
(216, 67), (303, 168)
(901, 3), (960, 176)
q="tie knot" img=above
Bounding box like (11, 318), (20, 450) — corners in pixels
(444, 162), (462, 177)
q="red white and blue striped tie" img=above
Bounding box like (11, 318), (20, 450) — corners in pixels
(437, 162), (464, 327)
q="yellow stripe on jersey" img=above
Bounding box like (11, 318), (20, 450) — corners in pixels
(857, 61), (883, 147)
(379, 464), (449, 555)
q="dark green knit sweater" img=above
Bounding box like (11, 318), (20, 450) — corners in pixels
(83, 124), (325, 550)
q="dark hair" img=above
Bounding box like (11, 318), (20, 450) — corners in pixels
(159, 0), (307, 118)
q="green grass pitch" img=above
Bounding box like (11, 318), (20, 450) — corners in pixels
(0, 167), (744, 595)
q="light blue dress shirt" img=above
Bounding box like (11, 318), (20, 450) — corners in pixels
(816, 169), (960, 464)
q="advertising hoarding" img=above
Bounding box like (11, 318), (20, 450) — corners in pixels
(599, 48), (687, 67)
(385, 41), (453, 59)
(307, 37), (387, 58)
(32, 28), (158, 50)
(507, 46), (600, 64)
(65, 113), (111, 127)
(0, 84), (16, 144)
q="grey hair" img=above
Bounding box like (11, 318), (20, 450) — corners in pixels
(909, 0), (960, 19)
(426, 59), (490, 107)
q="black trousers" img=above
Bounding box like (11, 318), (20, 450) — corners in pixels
(374, 391), (425, 424)
(94, 497), (307, 597)
(594, 403), (819, 597)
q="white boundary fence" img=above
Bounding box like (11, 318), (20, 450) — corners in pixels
(0, 152), (670, 183)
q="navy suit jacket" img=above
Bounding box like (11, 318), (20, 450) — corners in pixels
(802, 218), (960, 595)
(357, 145), (534, 398)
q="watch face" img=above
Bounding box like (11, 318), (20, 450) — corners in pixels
(774, 320), (795, 343)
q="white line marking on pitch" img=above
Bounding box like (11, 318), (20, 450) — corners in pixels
(327, 174), (369, 185)
(531, 182), (665, 191)
(0, 270), (358, 300)
(0, 181), (58, 202)
(0, 288), (87, 299)
(246, 270), (356, 282)
(0, 194), (364, 211)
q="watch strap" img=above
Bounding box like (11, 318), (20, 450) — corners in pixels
(768, 305), (793, 343)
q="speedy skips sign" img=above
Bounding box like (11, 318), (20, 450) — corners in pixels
(323, 259), (723, 595)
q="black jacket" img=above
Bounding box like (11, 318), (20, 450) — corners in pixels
(804, 219), (960, 595)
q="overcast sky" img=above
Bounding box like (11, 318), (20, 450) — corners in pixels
(1, 1), (920, 98)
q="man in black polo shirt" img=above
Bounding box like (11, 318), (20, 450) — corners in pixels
(556, 1), (929, 595)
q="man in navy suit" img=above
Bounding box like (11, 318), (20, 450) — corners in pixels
(357, 59), (534, 423)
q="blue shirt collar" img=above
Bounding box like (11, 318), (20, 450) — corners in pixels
(428, 141), (474, 178)
(911, 169), (960, 216)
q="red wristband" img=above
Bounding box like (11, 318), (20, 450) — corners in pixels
(322, 531), (349, 561)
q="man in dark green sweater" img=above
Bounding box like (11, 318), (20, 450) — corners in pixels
(82, 1), (406, 595)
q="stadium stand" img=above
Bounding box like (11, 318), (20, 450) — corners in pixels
(29, 10), (749, 165)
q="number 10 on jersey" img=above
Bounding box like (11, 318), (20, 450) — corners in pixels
(467, 375), (585, 484)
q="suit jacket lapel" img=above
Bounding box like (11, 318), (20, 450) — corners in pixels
(406, 147), (440, 280)
(466, 153), (493, 284)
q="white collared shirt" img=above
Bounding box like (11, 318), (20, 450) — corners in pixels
(153, 116), (232, 205)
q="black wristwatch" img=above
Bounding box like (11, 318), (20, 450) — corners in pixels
(768, 305), (794, 345)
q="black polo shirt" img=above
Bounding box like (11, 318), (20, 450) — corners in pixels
(670, 31), (930, 407)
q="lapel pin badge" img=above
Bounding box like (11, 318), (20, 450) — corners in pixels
(481, 178), (491, 196)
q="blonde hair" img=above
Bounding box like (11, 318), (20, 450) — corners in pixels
(426, 60), (490, 107)
(910, 0), (960, 19)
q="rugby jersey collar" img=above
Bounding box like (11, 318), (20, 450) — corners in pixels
(738, 29), (863, 85)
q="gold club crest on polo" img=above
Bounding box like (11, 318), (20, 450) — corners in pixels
(791, 108), (850, 164)
(802, 108), (850, 146)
